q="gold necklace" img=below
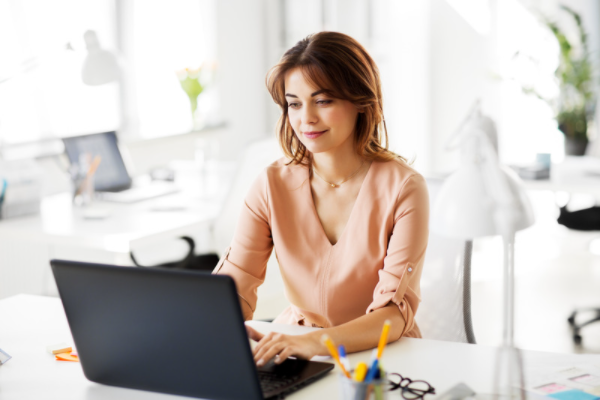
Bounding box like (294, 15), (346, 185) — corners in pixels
(312, 161), (365, 188)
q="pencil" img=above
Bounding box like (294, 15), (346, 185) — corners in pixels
(321, 334), (351, 378)
(75, 156), (102, 197)
(87, 155), (102, 178)
(376, 320), (391, 360)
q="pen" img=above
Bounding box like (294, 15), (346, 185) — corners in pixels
(368, 348), (377, 365)
(364, 358), (379, 383)
(338, 344), (351, 372)
(321, 335), (351, 378)
(376, 320), (391, 360)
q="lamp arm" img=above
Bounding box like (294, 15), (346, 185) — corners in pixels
(445, 99), (482, 151)
(476, 129), (518, 239)
(477, 128), (518, 352)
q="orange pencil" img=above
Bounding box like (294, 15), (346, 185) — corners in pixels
(376, 320), (391, 360)
(75, 155), (101, 197)
(321, 335), (351, 378)
(87, 155), (102, 178)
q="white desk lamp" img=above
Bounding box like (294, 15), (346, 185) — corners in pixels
(431, 103), (534, 398)
(81, 30), (119, 86)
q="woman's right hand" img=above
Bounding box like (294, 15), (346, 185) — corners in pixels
(245, 324), (325, 366)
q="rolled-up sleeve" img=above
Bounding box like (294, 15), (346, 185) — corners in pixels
(366, 173), (429, 336)
(213, 170), (274, 320)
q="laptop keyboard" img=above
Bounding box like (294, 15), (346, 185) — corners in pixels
(258, 370), (300, 394)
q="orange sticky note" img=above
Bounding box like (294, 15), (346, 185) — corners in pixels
(55, 352), (79, 362)
(47, 343), (72, 355)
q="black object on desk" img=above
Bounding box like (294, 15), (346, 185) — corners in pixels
(50, 259), (334, 400)
(129, 236), (219, 272)
(559, 206), (600, 345)
(558, 206), (600, 231)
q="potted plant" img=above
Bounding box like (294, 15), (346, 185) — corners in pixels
(544, 5), (597, 155)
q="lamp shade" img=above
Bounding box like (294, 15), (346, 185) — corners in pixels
(431, 162), (497, 239)
(431, 107), (534, 240)
(81, 30), (119, 86)
(432, 163), (535, 240)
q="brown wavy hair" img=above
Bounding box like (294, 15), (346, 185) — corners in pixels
(266, 31), (403, 165)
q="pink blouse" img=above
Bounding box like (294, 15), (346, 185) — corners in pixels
(214, 157), (429, 338)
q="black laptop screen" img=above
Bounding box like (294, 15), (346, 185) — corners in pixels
(62, 131), (132, 192)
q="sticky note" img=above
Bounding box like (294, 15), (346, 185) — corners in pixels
(55, 353), (79, 362)
(571, 374), (600, 386)
(46, 343), (72, 355)
(548, 389), (600, 400)
(538, 383), (570, 394)
(71, 350), (78, 357)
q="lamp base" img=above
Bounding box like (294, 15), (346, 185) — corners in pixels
(493, 345), (526, 399)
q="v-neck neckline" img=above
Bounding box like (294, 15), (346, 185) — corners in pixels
(305, 161), (375, 248)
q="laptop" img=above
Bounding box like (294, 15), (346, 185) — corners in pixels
(62, 131), (179, 203)
(50, 260), (334, 400)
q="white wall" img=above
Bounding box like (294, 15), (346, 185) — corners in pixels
(127, 0), (599, 172)
(384, 2), (432, 173)
(213, 0), (273, 160)
(428, 0), (499, 175)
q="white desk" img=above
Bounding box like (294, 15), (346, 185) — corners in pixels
(0, 164), (235, 300)
(523, 156), (600, 197)
(1, 295), (599, 399)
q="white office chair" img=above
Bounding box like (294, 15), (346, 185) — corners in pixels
(213, 137), (290, 320)
(415, 177), (476, 344)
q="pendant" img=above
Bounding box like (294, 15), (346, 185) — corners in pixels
(331, 183), (337, 188)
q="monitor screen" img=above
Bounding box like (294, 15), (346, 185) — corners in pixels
(62, 131), (132, 192)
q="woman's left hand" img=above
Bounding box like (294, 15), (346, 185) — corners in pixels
(246, 325), (324, 366)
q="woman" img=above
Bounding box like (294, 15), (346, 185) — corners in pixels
(214, 31), (429, 366)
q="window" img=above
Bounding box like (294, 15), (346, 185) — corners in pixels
(125, 0), (218, 138)
(496, 0), (564, 164)
(0, 0), (118, 145)
(0, 0), (218, 149)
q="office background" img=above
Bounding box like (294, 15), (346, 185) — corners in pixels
(1, 0), (600, 355)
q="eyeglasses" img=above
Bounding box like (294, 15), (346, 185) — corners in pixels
(387, 373), (436, 400)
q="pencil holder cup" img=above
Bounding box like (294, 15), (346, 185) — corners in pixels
(72, 172), (95, 207)
(339, 373), (388, 400)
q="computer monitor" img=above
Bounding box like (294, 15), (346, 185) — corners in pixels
(62, 131), (132, 192)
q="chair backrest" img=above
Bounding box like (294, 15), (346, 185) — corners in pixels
(213, 138), (282, 257)
(415, 177), (476, 344)
(213, 138), (288, 318)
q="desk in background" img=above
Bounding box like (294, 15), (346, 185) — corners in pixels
(1, 294), (599, 399)
(523, 156), (600, 197)
(0, 163), (235, 300)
